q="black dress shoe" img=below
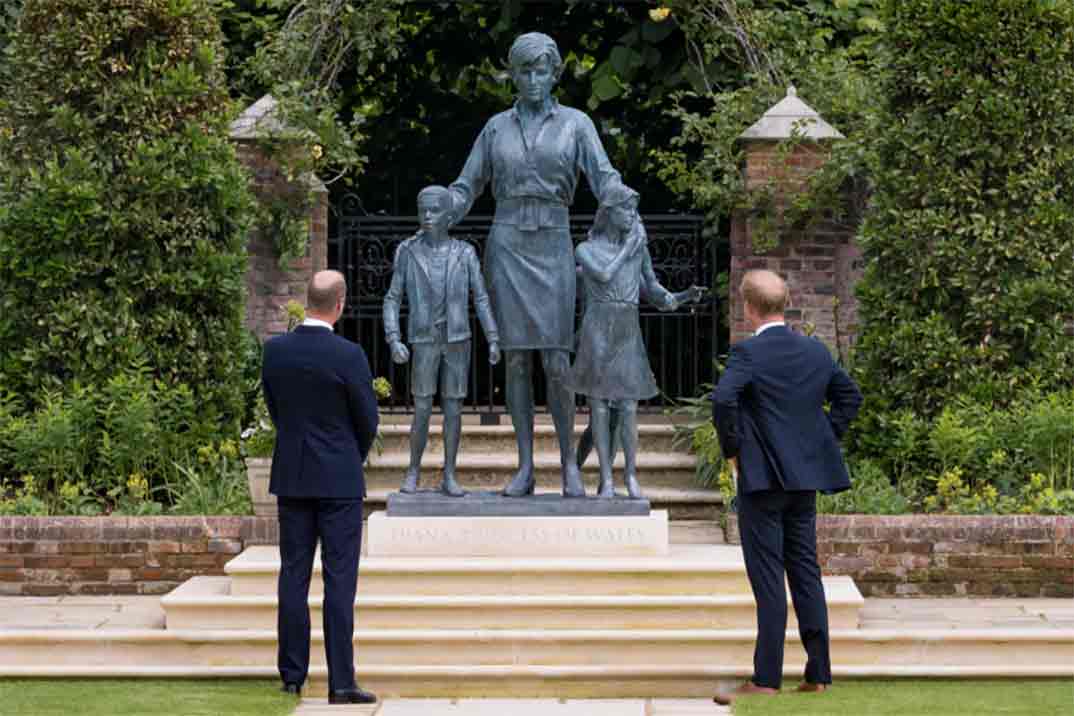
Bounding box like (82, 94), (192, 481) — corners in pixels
(328, 687), (377, 704)
(280, 683), (301, 696)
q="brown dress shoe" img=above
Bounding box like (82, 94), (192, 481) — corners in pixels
(713, 681), (779, 705)
(796, 681), (827, 693)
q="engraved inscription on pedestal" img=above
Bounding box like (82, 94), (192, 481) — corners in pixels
(366, 510), (669, 557)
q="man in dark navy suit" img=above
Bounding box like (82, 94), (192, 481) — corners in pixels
(261, 270), (379, 704)
(711, 270), (862, 705)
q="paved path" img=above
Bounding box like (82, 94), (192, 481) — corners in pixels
(3, 595), (1072, 631)
(293, 698), (728, 715)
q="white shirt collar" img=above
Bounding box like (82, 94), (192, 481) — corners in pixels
(301, 317), (334, 330)
(755, 321), (786, 336)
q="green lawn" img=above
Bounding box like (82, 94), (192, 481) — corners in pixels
(0, 679), (297, 716)
(732, 680), (1074, 716)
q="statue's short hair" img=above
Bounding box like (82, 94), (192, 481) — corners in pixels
(508, 32), (562, 73)
(307, 270), (346, 314)
(417, 185), (452, 215)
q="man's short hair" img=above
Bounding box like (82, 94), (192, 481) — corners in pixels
(741, 270), (788, 316)
(307, 270), (346, 314)
(508, 32), (563, 74)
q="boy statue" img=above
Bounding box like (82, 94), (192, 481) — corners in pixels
(383, 185), (501, 497)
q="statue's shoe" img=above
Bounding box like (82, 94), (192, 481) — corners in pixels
(440, 473), (466, 497)
(597, 476), (616, 499)
(399, 470), (419, 494)
(502, 468), (536, 497)
(562, 463), (586, 498)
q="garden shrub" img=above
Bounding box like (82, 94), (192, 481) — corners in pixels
(0, 0), (256, 511)
(852, 0), (1074, 436)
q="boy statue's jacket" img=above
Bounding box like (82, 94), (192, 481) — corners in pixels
(383, 234), (499, 345)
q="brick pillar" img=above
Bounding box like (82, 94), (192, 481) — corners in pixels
(230, 95), (329, 341)
(731, 87), (861, 355)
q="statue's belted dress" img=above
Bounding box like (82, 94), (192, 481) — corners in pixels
(448, 100), (621, 351)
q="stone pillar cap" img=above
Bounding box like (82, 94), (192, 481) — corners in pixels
(739, 86), (844, 141)
(230, 94), (327, 193)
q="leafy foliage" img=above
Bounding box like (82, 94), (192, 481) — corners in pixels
(851, 0), (1074, 427)
(0, 0), (256, 510)
(0, 365), (255, 515)
(243, 1), (703, 213)
(655, 0), (883, 246)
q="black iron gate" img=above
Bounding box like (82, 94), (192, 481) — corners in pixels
(329, 194), (720, 414)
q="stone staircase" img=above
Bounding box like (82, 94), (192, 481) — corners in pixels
(1, 543), (1071, 697)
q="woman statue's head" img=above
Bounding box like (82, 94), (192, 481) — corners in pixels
(508, 33), (562, 106)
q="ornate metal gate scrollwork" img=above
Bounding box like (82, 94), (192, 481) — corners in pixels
(329, 193), (719, 414)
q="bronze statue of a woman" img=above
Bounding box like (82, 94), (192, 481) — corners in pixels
(447, 33), (623, 498)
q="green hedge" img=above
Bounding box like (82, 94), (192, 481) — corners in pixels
(0, 0), (256, 512)
(852, 0), (1074, 427)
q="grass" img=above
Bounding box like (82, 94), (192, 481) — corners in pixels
(0, 679), (297, 715)
(732, 680), (1074, 716)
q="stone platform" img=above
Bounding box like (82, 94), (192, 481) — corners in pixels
(386, 491), (651, 517)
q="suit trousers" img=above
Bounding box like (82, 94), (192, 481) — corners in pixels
(737, 488), (831, 689)
(277, 497), (363, 692)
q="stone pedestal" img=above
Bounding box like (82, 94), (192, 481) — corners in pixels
(366, 509), (670, 557)
(387, 490), (651, 517)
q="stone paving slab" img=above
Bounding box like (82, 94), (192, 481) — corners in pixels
(859, 598), (1074, 630)
(0, 596), (164, 630)
(3, 596), (1074, 632)
(650, 699), (730, 714)
(293, 699), (727, 716)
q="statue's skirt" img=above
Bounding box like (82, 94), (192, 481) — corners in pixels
(484, 222), (576, 352)
(566, 301), (659, 401)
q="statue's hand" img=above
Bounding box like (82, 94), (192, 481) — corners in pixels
(390, 341), (410, 364)
(488, 342), (501, 366)
(690, 285), (709, 303)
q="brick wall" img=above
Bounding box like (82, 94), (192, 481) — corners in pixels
(730, 142), (861, 354)
(2, 515), (1070, 597)
(728, 514), (1074, 598)
(0, 517), (277, 596)
(235, 141), (328, 341)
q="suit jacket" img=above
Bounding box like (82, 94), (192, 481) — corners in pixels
(261, 325), (379, 499)
(712, 325), (862, 495)
(382, 235), (498, 345)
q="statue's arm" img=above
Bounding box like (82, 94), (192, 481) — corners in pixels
(577, 113), (622, 200)
(382, 244), (408, 344)
(467, 246), (499, 343)
(640, 242), (676, 310)
(448, 122), (493, 226)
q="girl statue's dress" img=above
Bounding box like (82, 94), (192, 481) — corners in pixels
(567, 222), (662, 403)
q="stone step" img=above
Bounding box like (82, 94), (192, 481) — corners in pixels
(226, 545), (751, 598)
(1, 628), (1069, 695)
(162, 576), (863, 631)
(363, 451), (698, 491)
(373, 423), (685, 456)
